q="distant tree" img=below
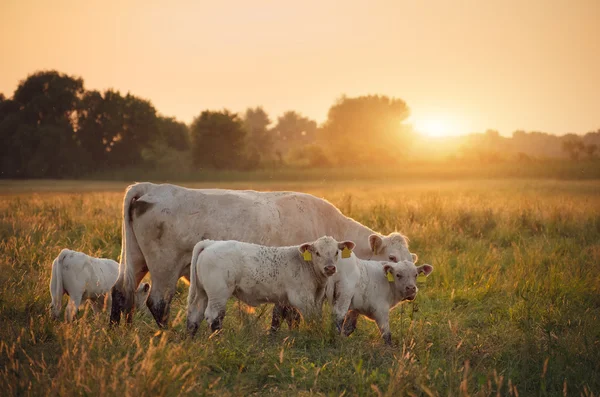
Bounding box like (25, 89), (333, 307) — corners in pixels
(271, 111), (317, 162)
(77, 89), (159, 170)
(190, 110), (247, 169)
(320, 95), (412, 165)
(156, 116), (189, 151)
(562, 135), (585, 161)
(584, 144), (598, 159)
(243, 107), (272, 165)
(0, 71), (85, 177)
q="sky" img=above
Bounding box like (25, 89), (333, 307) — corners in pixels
(1, 0), (599, 137)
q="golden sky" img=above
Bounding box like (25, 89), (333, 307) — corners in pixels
(1, 0), (599, 136)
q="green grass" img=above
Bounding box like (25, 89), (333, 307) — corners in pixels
(1, 179), (599, 396)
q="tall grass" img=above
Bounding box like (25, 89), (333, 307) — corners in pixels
(1, 180), (599, 396)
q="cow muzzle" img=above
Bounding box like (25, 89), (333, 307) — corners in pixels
(324, 265), (337, 276)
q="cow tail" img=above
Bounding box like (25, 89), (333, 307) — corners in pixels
(119, 182), (154, 290)
(188, 240), (213, 306)
(50, 250), (66, 318)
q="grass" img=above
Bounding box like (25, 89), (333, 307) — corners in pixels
(1, 178), (599, 396)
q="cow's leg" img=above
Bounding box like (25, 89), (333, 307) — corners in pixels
(342, 310), (360, 337)
(374, 311), (392, 345)
(66, 296), (81, 322)
(270, 304), (284, 333)
(111, 263), (147, 326)
(187, 285), (208, 338)
(146, 272), (178, 328)
(91, 294), (107, 313)
(285, 306), (302, 329)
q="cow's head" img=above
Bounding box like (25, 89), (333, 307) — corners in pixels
(369, 232), (417, 264)
(382, 260), (433, 301)
(299, 236), (355, 277)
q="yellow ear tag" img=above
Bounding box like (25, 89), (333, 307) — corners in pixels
(303, 250), (312, 261)
(386, 271), (394, 282)
(342, 247), (352, 259)
(417, 274), (427, 283)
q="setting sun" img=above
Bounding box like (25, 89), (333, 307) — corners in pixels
(414, 118), (454, 137)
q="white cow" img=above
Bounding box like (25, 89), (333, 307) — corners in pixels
(50, 249), (150, 322)
(327, 254), (433, 344)
(110, 182), (416, 328)
(187, 236), (355, 336)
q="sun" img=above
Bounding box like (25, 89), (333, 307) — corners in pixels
(414, 118), (452, 138)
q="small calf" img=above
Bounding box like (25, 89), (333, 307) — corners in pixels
(50, 249), (150, 321)
(187, 236), (355, 336)
(327, 254), (433, 344)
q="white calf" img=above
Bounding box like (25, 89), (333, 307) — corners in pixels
(327, 255), (433, 344)
(49, 249), (150, 321)
(187, 236), (355, 336)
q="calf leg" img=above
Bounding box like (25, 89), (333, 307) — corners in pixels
(270, 304), (284, 333)
(187, 285), (208, 338)
(284, 306), (302, 329)
(374, 311), (392, 345)
(66, 296), (82, 322)
(342, 310), (360, 336)
(205, 299), (227, 333)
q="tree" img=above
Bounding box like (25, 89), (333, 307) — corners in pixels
(190, 110), (247, 169)
(77, 90), (159, 170)
(1, 71), (86, 177)
(584, 144), (598, 159)
(271, 111), (317, 162)
(156, 116), (190, 151)
(243, 107), (272, 165)
(562, 135), (585, 160)
(320, 95), (412, 166)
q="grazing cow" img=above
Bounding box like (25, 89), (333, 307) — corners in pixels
(327, 254), (433, 344)
(50, 249), (150, 322)
(187, 236), (355, 336)
(110, 182), (416, 328)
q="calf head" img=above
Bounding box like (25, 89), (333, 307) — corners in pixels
(134, 282), (150, 311)
(299, 236), (355, 277)
(369, 232), (418, 264)
(383, 260), (433, 301)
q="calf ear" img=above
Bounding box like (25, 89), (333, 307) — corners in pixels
(417, 264), (433, 276)
(369, 234), (383, 254)
(298, 243), (312, 254)
(338, 241), (355, 251)
(383, 263), (394, 274)
(411, 253), (418, 263)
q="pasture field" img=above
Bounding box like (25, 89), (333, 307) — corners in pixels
(1, 179), (599, 396)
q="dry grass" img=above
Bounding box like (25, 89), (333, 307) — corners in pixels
(1, 179), (599, 396)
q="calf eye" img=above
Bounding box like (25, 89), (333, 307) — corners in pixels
(316, 252), (321, 257)
(396, 274), (403, 279)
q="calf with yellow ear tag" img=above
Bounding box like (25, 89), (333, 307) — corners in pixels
(327, 253), (434, 345)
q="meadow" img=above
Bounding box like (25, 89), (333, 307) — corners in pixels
(1, 177), (599, 396)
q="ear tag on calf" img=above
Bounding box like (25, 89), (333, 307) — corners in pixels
(303, 250), (312, 261)
(417, 274), (427, 283)
(386, 271), (395, 282)
(342, 247), (352, 258)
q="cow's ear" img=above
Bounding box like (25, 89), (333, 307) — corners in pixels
(338, 241), (355, 251)
(417, 264), (433, 276)
(383, 263), (394, 275)
(298, 243), (312, 254)
(411, 253), (418, 263)
(369, 234), (383, 254)
(142, 282), (150, 293)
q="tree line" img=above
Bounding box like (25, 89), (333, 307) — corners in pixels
(0, 70), (597, 179)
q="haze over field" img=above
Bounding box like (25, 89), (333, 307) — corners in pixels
(1, 0), (599, 136)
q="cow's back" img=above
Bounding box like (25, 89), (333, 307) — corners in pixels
(131, 185), (344, 250)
